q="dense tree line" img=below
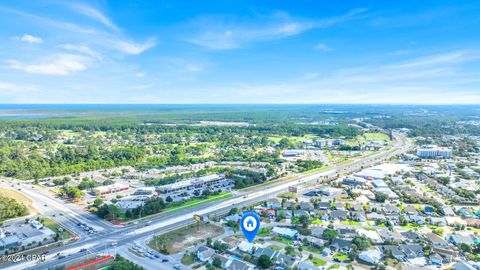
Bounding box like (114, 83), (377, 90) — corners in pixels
(0, 196), (28, 222)
(108, 255), (144, 270)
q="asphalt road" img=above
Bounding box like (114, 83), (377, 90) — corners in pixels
(1, 131), (411, 270)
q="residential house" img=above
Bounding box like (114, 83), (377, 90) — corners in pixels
(432, 246), (457, 263)
(429, 253), (443, 266)
(267, 198), (282, 209)
(272, 227), (298, 239)
(311, 227), (325, 238)
(429, 217), (446, 227)
(400, 244), (424, 259)
(253, 247), (278, 260)
(283, 201), (297, 209)
(358, 229), (382, 244)
(351, 204), (364, 212)
(465, 218), (480, 228)
(330, 210), (348, 220)
(293, 210), (310, 217)
(227, 260), (255, 270)
(381, 245), (405, 261)
(379, 229), (403, 243)
(297, 261), (321, 270)
(449, 234), (474, 246)
(441, 206), (455, 216)
(211, 255), (230, 268)
(457, 207), (476, 218)
(404, 205), (418, 215)
(317, 201), (330, 210)
(455, 262), (477, 270)
(329, 239), (353, 253)
(197, 246), (216, 262)
(338, 228), (357, 240)
(351, 211), (366, 222)
(335, 202), (346, 210)
(401, 231), (422, 242)
(300, 202), (314, 211)
(358, 249), (383, 264)
(367, 212), (386, 222)
(276, 253), (297, 269)
(407, 215), (425, 225)
(425, 233), (449, 247)
(300, 236), (326, 248)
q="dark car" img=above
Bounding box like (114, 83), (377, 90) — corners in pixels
(161, 259), (168, 262)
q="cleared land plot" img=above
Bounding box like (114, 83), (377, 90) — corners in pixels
(41, 217), (72, 240)
(148, 222), (224, 254)
(0, 188), (36, 215)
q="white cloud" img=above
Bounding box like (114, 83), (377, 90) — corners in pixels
(70, 4), (119, 31)
(2, 6), (155, 55)
(314, 43), (332, 51)
(8, 54), (91, 75)
(110, 38), (156, 55)
(0, 82), (37, 92)
(188, 8), (368, 50)
(18, 34), (43, 43)
(60, 44), (102, 59)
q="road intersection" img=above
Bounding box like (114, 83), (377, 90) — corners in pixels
(1, 131), (410, 270)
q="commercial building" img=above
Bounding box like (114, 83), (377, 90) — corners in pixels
(417, 145), (453, 159)
(92, 183), (129, 196)
(132, 187), (156, 196)
(156, 174), (228, 194)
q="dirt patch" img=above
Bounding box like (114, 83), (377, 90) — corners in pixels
(149, 222), (224, 254)
(0, 188), (37, 215)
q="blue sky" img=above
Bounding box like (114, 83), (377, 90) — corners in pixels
(0, 0), (480, 104)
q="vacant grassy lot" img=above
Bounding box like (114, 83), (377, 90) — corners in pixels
(148, 222), (224, 254)
(364, 132), (390, 141)
(41, 217), (72, 240)
(0, 188), (36, 215)
(311, 257), (327, 266)
(165, 192), (233, 212)
(332, 253), (349, 262)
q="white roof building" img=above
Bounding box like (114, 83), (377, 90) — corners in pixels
(358, 249), (383, 264)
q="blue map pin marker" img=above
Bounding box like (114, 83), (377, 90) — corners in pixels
(240, 212), (260, 243)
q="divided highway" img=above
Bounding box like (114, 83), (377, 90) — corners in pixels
(1, 131), (411, 270)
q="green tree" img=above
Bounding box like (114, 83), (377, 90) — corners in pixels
(212, 256), (222, 268)
(322, 228), (339, 242)
(257, 254), (273, 269)
(375, 192), (388, 203)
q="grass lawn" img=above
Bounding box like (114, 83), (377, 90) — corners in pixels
(402, 223), (421, 229)
(274, 236), (294, 245)
(258, 227), (271, 237)
(327, 264), (340, 269)
(300, 165), (330, 175)
(148, 222), (224, 254)
(278, 192), (297, 199)
(311, 257), (327, 266)
(268, 245), (283, 251)
(304, 245), (324, 255)
(124, 192), (233, 225)
(332, 253), (349, 262)
(340, 220), (362, 226)
(364, 132), (390, 141)
(181, 252), (195, 265)
(41, 217), (72, 240)
(165, 192), (233, 212)
(267, 134), (318, 144)
(311, 218), (324, 225)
